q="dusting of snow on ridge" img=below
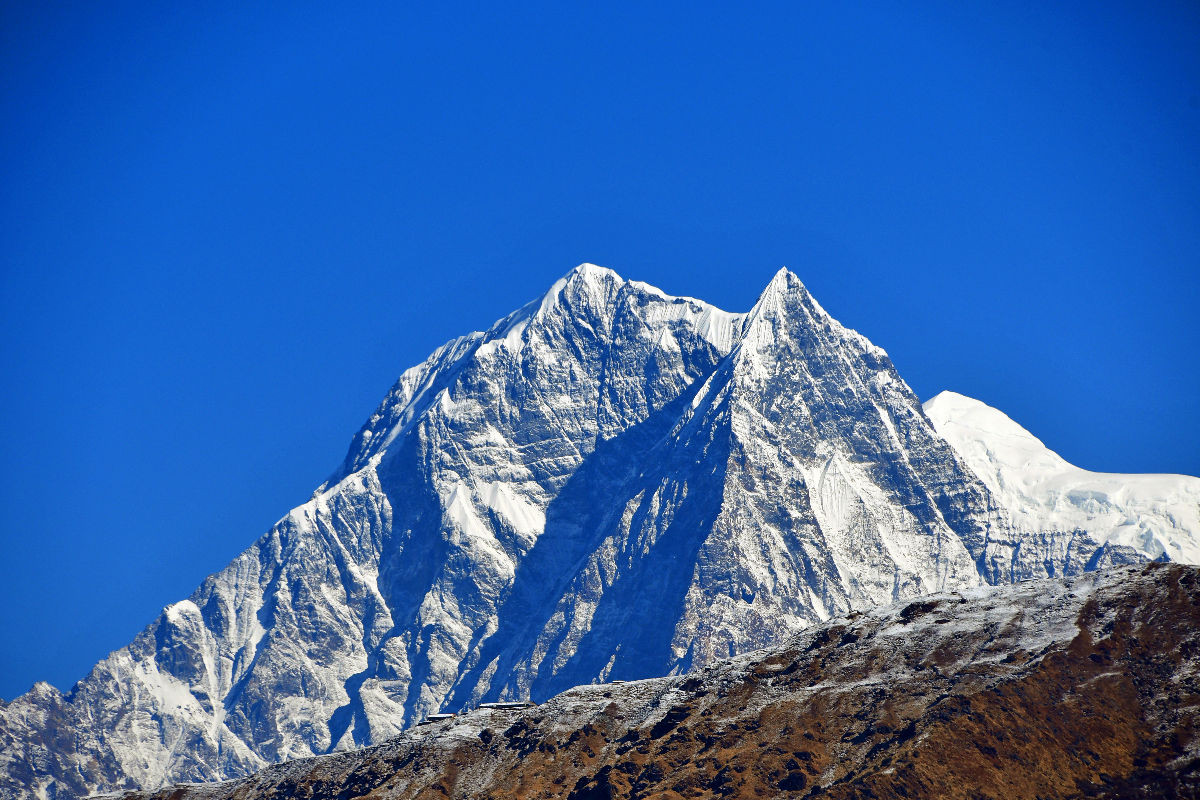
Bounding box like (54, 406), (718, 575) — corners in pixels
(924, 390), (1200, 565)
(102, 564), (1200, 800)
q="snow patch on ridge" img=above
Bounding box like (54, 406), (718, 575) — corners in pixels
(478, 481), (546, 539)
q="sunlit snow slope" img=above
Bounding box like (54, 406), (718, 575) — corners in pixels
(924, 390), (1200, 565)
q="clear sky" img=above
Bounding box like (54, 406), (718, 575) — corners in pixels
(1, 2), (1197, 699)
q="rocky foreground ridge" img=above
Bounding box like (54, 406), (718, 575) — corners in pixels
(3, 265), (1198, 799)
(109, 563), (1200, 800)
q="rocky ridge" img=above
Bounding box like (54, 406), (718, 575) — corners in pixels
(108, 563), (1200, 800)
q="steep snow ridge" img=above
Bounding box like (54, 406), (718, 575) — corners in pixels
(720, 268), (986, 607)
(925, 390), (1200, 564)
(334, 332), (486, 479)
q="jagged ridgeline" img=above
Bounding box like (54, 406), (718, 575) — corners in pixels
(3, 265), (1196, 799)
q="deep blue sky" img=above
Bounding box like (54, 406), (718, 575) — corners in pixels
(2, 2), (1197, 699)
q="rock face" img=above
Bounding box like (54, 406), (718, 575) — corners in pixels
(108, 563), (1200, 800)
(1, 265), (1195, 799)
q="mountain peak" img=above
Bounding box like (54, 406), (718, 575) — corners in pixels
(557, 262), (624, 297)
(736, 266), (827, 354)
(767, 264), (801, 288)
(923, 391), (1056, 463)
(532, 262), (625, 317)
(567, 262), (619, 281)
(750, 266), (812, 313)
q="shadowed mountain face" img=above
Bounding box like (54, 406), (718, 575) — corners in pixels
(0, 265), (1183, 799)
(111, 564), (1200, 800)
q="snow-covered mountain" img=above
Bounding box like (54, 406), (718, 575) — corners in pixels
(925, 390), (1200, 565)
(106, 563), (1200, 800)
(2, 265), (1195, 800)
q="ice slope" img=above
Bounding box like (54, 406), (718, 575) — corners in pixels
(925, 390), (1200, 565)
(0, 264), (1187, 800)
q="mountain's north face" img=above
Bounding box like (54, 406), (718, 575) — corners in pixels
(2, 265), (1195, 799)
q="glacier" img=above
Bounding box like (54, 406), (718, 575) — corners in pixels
(1, 263), (1195, 800)
(925, 389), (1200, 565)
